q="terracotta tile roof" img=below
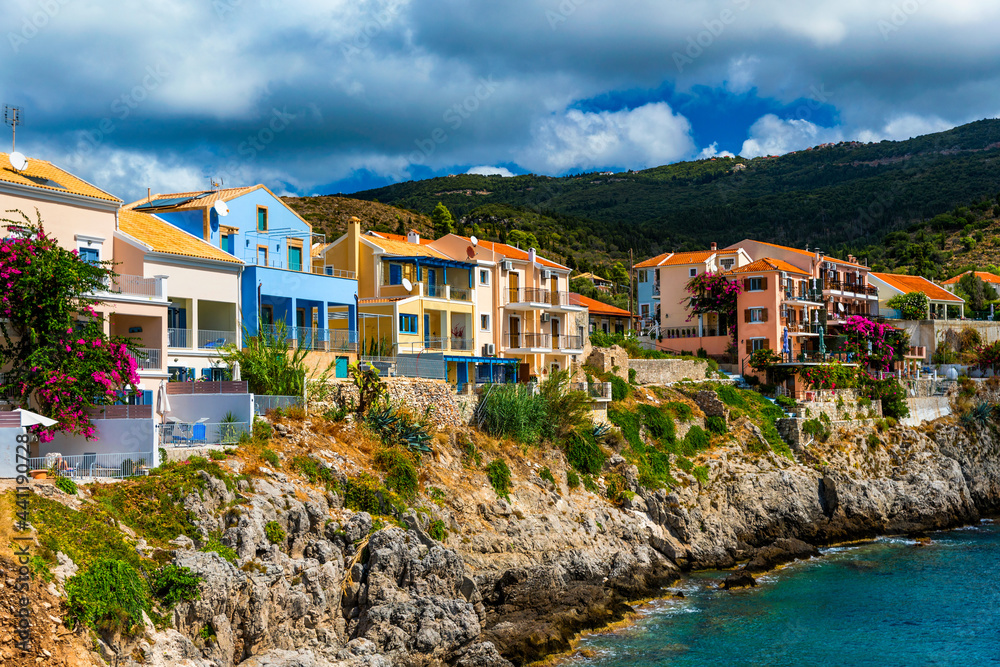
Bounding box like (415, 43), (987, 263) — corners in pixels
(941, 271), (1000, 286)
(367, 231), (432, 245)
(870, 272), (964, 303)
(574, 272), (611, 283)
(570, 293), (632, 317)
(728, 257), (810, 276)
(125, 185), (261, 211)
(118, 209), (243, 264)
(741, 240), (866, 268)
(471, 239), (567, 269)
(363, 235), (450, 259)
(0, 152), (121, 203)
(634, 248), (738, 269)
(634, 251), (672, 268)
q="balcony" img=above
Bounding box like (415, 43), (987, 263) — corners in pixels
(127, 347), (162, 371)
(505, 287), (551, 310)
(824, 280), (879, 299)
(545, 291), (586, 311)
(167, 328), (237, 350)
(568, 381), (613, 402)
(651, 283), (661, 299)
(259, 324), (359, 352)
(95, 274), (166, 302)
(555, 334), (585, 352)
(450, 337), (475, 351)
(506, 332), (551, 351)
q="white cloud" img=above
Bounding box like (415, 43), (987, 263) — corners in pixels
(466, 166), (515, 177)
(855, 114), (953, 143)
(739, 114), (843, 158)
(698, 142), (735, 159)
(726, 55), (759, 95)
(521, 102), (695, 172)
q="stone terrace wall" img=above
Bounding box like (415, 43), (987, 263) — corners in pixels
(629, 358), (712, 385)
(310, 378), (468, 427)
(790, 389), (883, 423)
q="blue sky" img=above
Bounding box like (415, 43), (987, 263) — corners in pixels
(1, 0), (997, 202)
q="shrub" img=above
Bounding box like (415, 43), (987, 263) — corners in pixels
(150, 565), (201, 607)
(692, 466), (710, 485)
(582, 474), (599, 493)
(373, 447), (419, 500)
(628, 368), (637, 384)
(539, 466), (556, 485)
(264, 521), (286, 546)
(486, 458), (512, 501)
(427, 519), (447, 542)
(261, 448), (280, 467)
(705, 415), (728, 435)
(886, 291), (930, 320)
(365, 404), (433, 454)
(610, 375), (632, 402)
(65, 559), (150, 634)
(200, 538), (238, 564)
(605, 472), (633, 504)
(640, 405), (676, 443)
(209, 449), (226, 461)
(566, 470), (581, 489)
(427, 486), (446, 506)
(342, 473), (382, 514)
(681, 426), (710, 455)
(54, 475), (77, 495)
(291, 455), (336, 488)
(802, 418), (831, 442)
(665, 401), (693, 423)
(478, 384), (549, 444)
(775, 395), (798, 410)
(566, 432), (606, 475)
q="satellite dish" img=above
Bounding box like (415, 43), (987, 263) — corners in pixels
(470, 235), (478, 246)
(9, 151), (26, 171)
(466, 246), (476, 259)
(214, 200), (230, 217)
(402, 278), (413, 292)
(837, 302), (845, 312)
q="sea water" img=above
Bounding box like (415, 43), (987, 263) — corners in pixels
(570, 521), (1000, 666)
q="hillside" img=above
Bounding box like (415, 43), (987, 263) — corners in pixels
(348, 119), (1000, 261)
(281, 195), (435, 243)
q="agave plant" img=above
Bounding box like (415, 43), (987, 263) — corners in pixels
(364, 405), (433, 454)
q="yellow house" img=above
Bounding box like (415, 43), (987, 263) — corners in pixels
(317, 219), (481, 384)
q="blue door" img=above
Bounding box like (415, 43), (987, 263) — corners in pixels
(457, 362), (468, 385)
(424, 314), (430, 346)
(335, 356), (348, 378)
(426, 269), (437, 297)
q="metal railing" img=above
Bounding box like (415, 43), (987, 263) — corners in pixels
(168, 328), (191, 348)
(254, 395), (303, 416)
(197, 329), (236, 349)
(105, 274), (163, 299)
(824, 280), (879, 296)
(313, 265), (357, 279)
(159, 421), (251, 447)
(128, 347), (161, 370)
(505, 287), (551, 305)
(422, 336), (448, 351)
(450, 286), (472, 301)
(30, 452), (153, 479)
(450, 337), (475, 351)
(547, 291), (577, 308)
(259, 324), (359, 352)
(556, 334), (584, 350)
(507, 332), (551, 349)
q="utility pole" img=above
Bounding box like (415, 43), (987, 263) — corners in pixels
(4, 105), (23, 152)
(629, 248), (634, 328)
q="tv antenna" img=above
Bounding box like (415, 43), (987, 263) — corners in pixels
(211, 177), (224, 190)
(4, 105), (23, 152)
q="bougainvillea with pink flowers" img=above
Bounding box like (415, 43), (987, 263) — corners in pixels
(684, 272), (742, 345)
(0, 211), (139, 441)
(837, 315), (909, 372)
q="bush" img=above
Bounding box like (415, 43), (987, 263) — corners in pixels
(200, 538), (238, 564)
(692, 466), (710, 486)
(886, 291), (929, 320)
(342, 473), (383, 514)
(264, 521), (286, 546)
(261, 448), (280, 468)
(291, 455), (337, 488)
(566, 432), (606, 475)
(628, 368), (637, 384)
(486, 458), (512, 501)
(666, 401), (693, 423)
(705, 415), (728, 435)
(776, 395), (798, 410)
(65, 559), (150, 634)
(605, 472), (633, 504)
(427, 519), (447, 542)
(150, 565), (201, 607)
(54, 475), (77, 495)
(373, 447), (418, 500)
(478, 384), (549, 444)
(539, 466), (556, 485)
(639, 404), (676, 443)
(681, 426), (710, 455)
(610, 375), (632, 402)
(582, 474), (599, 493)
(566, 470), (580, 489)
(802, 418), (831, 442)
(209, 449), (226, 461)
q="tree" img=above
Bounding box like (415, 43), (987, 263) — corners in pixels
(507, 229), (539, 250)
(0, 212), (140, 442)
(886, 291), (929, 320)
(608, 262), (629, 294)
(219, 320), (307, 396)
(956, 272), (998, 311)
(431, 202), (454, 237)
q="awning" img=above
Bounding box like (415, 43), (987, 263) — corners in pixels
(444, 356), (519, 364)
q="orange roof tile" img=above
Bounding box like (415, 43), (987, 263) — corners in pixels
(634, 251), (672, 268)
(570, 293), (632, 317)
(941, 271), (1000, 286)
(118, 209), (243, 264)
(742, 240), (866, 268)
(125, 185), (261, 211)
(728, 257), (811, 276)
(470, 239), (567, 270)
(634, 248), (739, 269)
(363, 235), (451, 259)
(0, 152), (120, 203)
(870, 272), (963, 303)
(367, 231), (433, 245)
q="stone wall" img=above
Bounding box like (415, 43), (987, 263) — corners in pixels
(311, 378), (468, 427)
(894, 319), (1000, 362)
(790, 389), (883, 423)
(586, 345), (629, 381)
(629, 358), (712, 385)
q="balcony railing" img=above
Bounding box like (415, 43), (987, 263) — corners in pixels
(824, 280), (879, 297)
(422, 336), (449, 350)
(29, 452), (152, 479)
(127, 347), (161, 371)
(259, 325), (359, 352)
(159, 421), (251, 447)
(168, 328), (191, 348)
(449, 286), (472, 301)
(103, 274), (164, 299)
(556, 334), (584, 350)
(312, 265), (357, 279)
(198, 329), (236, 349)
(506, 287), (551, 305)
(450, 337), (474, 351)
(507, 332), (551, 349)
(568, 381), (612, 401)
(546, 291), (578, 308)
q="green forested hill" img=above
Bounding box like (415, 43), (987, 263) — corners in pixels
(346, 119), (1000, 261)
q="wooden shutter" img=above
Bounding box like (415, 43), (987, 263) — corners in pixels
(746, 340), (752, 354)
(744, 309), (751, 323)
(763, 339), (771, 350)
(761, 276), (768, 290)
(742, 278), (750, 291)
(762, 309), (768, 322)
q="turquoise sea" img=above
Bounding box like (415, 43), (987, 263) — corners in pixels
(571, 521), (1000, 666)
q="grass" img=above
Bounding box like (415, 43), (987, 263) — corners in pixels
(478, 383), (549, 444)
(65, 559), (150, 635)
(373, 446), (419, 500)
(486, 458), (512, 501)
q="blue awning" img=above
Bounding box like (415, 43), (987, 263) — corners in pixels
(444, 356), (518, 364)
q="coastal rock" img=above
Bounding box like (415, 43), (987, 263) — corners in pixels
(744, 538), (820, 574)
(722, 571), (757, 589)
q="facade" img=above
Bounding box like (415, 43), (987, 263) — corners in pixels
(128, 186), (357, 352)
(635, 244), (752, 355)
(574, 272), (613, 294)
(869, 273), (966, 320)
(116, 208), (244, 381)
(570, 293), (633, 334)
(0, 153), (170, 390)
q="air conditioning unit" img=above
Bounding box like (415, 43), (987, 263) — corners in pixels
(541, 269), (551, 280)
(540, 313), (551, 323)
(501, 260), (513, 271)
(825, 262), (834, 271)
(483, 343), (496, 356)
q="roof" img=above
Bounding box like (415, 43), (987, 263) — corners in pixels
(634, 248), (740, 269)
(0, 152), (121, 203)
(126, 185), (261, 211)
(869, 272), (964, 303)
(366, 231), (432, 246)
(117, 209), (243, 264)
(728, 257), (810, 276)
(738, 240), (867, 269)
(363, 235), (450, 259)
(575, 272), (611, 283)
(470, 238), (567, 270)
(358, 296), (409, 304)
(941, 271), (1000, 286)
(570, 293), (632, 317)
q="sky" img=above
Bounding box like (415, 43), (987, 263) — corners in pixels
(2, 0), (999, 203)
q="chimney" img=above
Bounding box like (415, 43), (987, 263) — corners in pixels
(710, 242), (717, 251)
(407, 229), (420, 244)
(147, 187), (151, 203)
(348, 216), (360, 276)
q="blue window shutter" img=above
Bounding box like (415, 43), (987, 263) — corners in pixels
(202, 368), (212, 379)
(142, 390), (153, 405)
(390, 264), (401, 285)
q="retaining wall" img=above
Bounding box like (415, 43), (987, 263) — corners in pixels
(629, 358), (713, 385)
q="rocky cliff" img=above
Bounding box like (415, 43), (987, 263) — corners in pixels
(22, 385), (1000, 667)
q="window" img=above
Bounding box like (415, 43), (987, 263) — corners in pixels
(389, 264), (402, 285)
(720, 258), (734, 271)
(221, 233), (234, 255)
(257, 206), (268, 232)
(480, 314), (490, 331)
(261, 305), (273, 325)
(479, 269), (490, 285)
(640, 304), (650, 318)
(288, 245), (303, 271)
(78, 246), (100, 264)
(747, 308), (767, 323)
(257, 245), (268, 267)
(399, 314), (418, 333)
(638, 270), (647, 283)
(748, 338), (767, 353)
(689, 268), (697, 278)
(747, 276), (766, 291)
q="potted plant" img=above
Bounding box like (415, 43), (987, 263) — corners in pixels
(29, 469), (47, 480)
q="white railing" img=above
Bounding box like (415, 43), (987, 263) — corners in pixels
(30, 452), (153, 479)
(105, 274), (164, 299)
(313, 265), (357, 279)
(449, 286), (472, 301)
(253, 396), (303, 416)
(159, 421), (251, 447)
(198, 329), (236, 349)
(450, 337), (474, 351)
(168, 328), (192, 348)
(128, 347), (161, 370)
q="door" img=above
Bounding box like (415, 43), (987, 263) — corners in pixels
(296, 308), (307, 348)
(509, 316), (520, 348)
(508, 271), (520, 304)
(518, 363), (530, 383)
(426, 269), (437, 297)
(424, 313), (430, 347)
(257, 245), (268, 267)
(550, 275), (559, 306)
(335, 356), (348, 379)
(288, 245), (303, 271)
(457, 362), (468, 385)
(551, 318), (560, 349)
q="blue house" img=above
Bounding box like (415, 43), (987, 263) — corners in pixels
(132, 186), (358, 349)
